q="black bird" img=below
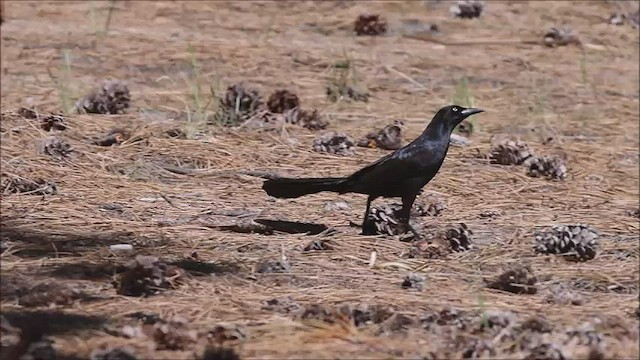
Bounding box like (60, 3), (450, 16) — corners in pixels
(261, 105), (484, 234)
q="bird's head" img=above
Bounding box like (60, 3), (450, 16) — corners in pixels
(424, 105), (484, 138)
(437, 105), (484, 128)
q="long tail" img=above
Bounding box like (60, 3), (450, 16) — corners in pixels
(262, 177), (347, 199)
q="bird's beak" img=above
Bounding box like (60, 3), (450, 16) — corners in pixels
(461, 108), (484, 117)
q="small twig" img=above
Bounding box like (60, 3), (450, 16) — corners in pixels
(103, 0), (117, 35)
(403, 34), (542, 46)
(158, 193), (179, 208)
(368, 251), (377, 268)
(385, 66), (428, 90)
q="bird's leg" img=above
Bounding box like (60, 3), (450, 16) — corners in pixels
(398, 194), (417, 234)
(361, 195), (376, 235)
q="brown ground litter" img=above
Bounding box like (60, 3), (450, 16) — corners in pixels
(1, 1), (638, 359)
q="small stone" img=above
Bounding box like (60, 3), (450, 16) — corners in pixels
(109, 244), (134, 252)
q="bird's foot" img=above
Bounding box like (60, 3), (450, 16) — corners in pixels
(360, 217), (378, 235)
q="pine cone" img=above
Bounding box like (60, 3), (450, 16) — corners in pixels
(40, 114), (67, 131)
(486, 264), (538, 294)
(543, 27), (581, 47)
(220, 83), (262, 114)
(450, 1), (484, 19)
(533, 225), (598, 261)
(284, 108), (329, 130)
(303, 239), (334, 252)
(354, 14), (387, 36)
(413, 197), (446, 217)
(217, 83), (262, 126)
(362, 203), (403, 236)
(17, 107), (37, 119)
(490, 140), (533, 165)
(401, 273), (426, 291)
(525, 155), (567, 180)
(94, 127), (130, 147)
(312, 132), (355, 156)
(267, 90), (300, 113)
(75, 80), (130, 115)
(357, 121), (403, 150)
(446, 223), (472, 251)
(115, 255), (185, 297)
(36, 136), (72, 158)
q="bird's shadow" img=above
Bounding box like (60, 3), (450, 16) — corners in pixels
(217, 218), (333, 236)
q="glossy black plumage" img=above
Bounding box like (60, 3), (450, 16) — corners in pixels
(261, 105), (485, 234)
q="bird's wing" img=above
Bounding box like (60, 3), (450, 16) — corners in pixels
(346, 144), (437, 187)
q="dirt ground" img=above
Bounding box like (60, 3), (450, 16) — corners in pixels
(1, 1), (639, 359)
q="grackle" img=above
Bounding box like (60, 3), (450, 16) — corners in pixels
(261, 105), (484, 234)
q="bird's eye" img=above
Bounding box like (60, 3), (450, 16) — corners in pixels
(452, 107), (458, 112)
